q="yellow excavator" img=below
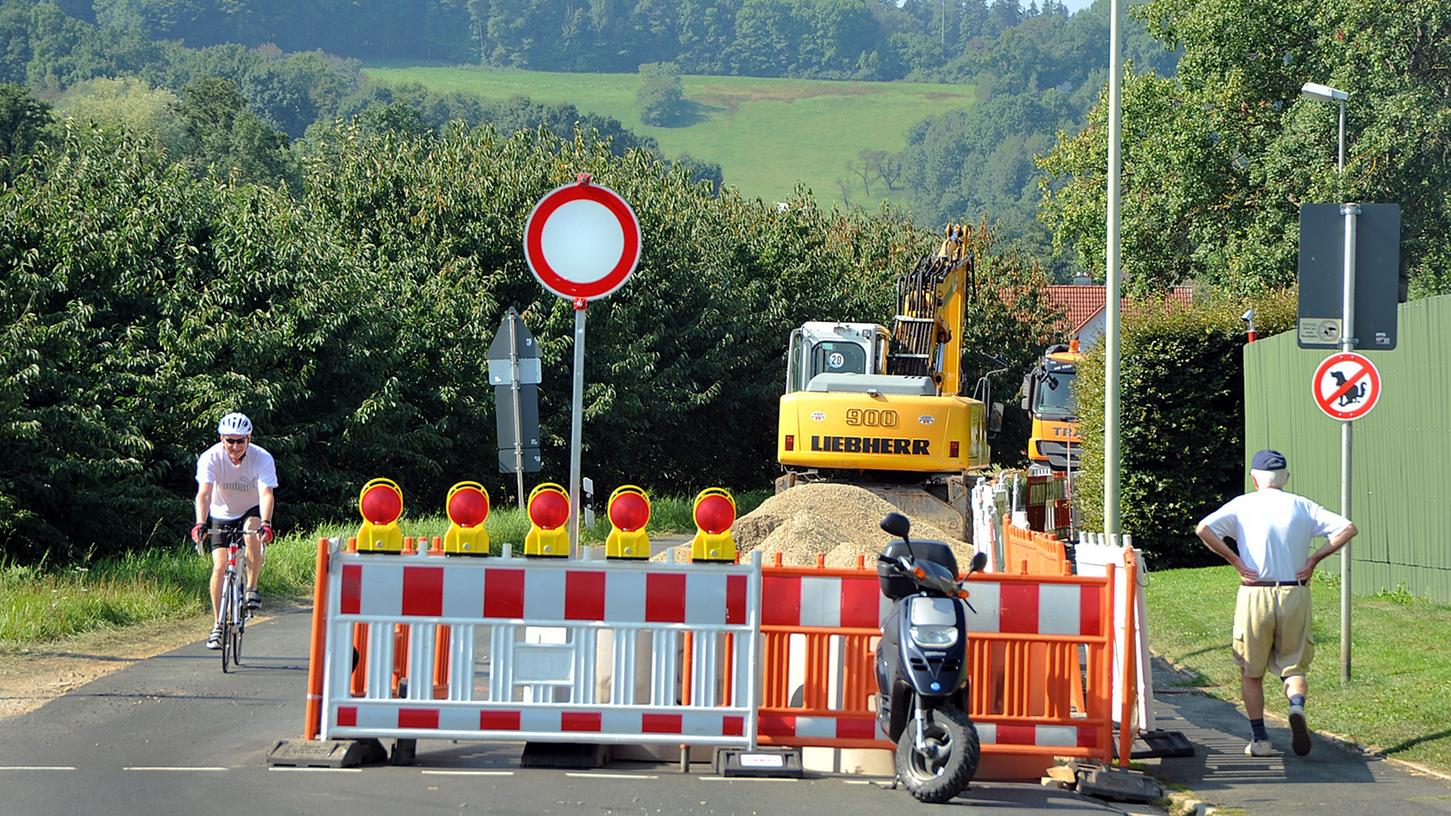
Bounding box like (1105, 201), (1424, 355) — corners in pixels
(774, 225), (998, 538)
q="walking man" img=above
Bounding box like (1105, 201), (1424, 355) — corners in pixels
(1195, 449), (1357, 757)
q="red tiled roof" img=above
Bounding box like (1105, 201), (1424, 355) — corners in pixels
(1044, 284), (1195, 337)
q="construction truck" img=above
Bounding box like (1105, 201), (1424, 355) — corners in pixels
(1021, 342), (1082, 473)
(774, 225), (998, 539)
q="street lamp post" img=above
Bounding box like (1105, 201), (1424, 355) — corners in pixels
(1301, 80), (1355, 684)
(1104, 0), (1123, 541)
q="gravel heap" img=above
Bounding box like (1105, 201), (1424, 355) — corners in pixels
(656, 483), (973, 568)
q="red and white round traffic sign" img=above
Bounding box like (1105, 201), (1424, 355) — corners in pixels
(1312, 352), (1382, 421)
(523, 178), (641, 302)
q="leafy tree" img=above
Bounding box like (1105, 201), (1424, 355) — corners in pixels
(636, 61), (685, 126)
(1039, 0), (1451, 297)
(171, 76), (298, 190)
(891, 88), (1079, 273)
(0, 81), (52, 178)
(54, 75), (186, 157)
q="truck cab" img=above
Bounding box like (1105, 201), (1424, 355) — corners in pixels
(1022, 343), (1082, 473)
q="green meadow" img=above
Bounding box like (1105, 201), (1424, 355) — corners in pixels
(362, 64), (975, 206)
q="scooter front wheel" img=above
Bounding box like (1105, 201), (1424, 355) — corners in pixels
(895, 704), (980, 804)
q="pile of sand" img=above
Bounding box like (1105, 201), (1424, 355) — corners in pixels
(655, 483), (973, 568)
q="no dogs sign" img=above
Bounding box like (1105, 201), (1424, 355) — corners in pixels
(1312, 352), (1382, 421)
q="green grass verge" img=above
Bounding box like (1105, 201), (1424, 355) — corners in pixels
(361, 64), (974, 207)
(1146, 565), (1451, 773)
(0, 490), (768, 650)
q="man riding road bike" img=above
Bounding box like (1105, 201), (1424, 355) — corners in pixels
(190, 412), (278, 650)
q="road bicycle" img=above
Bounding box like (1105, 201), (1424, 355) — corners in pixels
(204, 526), (253, 672)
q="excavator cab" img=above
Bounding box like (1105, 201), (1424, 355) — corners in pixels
(784, 321), (891, 393)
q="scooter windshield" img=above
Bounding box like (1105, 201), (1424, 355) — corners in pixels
(914, 559), (958, 593)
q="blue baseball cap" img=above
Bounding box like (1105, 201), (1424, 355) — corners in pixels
(1251, 449), (1287, 470)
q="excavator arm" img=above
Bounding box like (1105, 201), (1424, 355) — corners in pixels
(886, 225), (973, 395)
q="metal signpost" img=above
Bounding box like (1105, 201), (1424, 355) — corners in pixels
(1297, 202), (1399, 683)
(1297, 203), (1399, 683)
(488, 308), (542, 508)
(523, 174), (641, 557)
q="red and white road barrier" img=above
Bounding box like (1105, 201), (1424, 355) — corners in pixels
(321, 546), (761, 747)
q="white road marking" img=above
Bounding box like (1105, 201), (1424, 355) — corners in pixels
(700, 776), (798, 782)
(420, 770), (515, 777)
(564, 772), (659, 780)
(0, 766), (76, 771)
(123, 766), (227, 772)
(267, 766), (362, 773)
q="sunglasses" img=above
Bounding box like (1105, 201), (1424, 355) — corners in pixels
(222, 437), (249, 445)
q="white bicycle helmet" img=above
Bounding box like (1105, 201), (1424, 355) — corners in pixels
(217, 412), (253, 436)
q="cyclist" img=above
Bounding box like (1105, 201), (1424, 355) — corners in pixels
(190, 412), (278, 650)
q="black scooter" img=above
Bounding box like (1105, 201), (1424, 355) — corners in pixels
(874, 511), (988, 803)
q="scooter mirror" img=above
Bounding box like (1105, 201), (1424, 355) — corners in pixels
(970, 551), (988, 573)
(880, 512), (911, 540)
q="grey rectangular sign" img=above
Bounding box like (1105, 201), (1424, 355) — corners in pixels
(496, 383), (540, 444)
(488, 357), (542, 386)
(1297, 203), (1400, 350)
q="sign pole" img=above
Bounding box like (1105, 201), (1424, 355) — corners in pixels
(508, 311), (526, 510)
(1339, 202), (1360, 685)
(569, 298), (587, 559)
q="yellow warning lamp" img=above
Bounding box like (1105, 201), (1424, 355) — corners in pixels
(442, 481), (491, 556)
(689, 488), (737, 563)
(604, 485), (651, 559)
(524, 482), (570, 557)
(356, 478), (405, 554)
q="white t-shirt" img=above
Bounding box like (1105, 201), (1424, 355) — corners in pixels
(196, 442), (279, 521)
(1198, 489), (1351, 581)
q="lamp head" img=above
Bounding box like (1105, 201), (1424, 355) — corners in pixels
(1301, 81), (1349, 102)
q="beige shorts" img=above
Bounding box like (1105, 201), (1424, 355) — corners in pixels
(1232, 585), (1314, 679)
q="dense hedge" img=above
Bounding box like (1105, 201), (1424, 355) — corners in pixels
(0, 122), (921, 563)
(1072, 290), (1296, 567)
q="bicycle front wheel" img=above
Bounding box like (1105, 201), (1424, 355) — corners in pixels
(220, 581), (235, 673)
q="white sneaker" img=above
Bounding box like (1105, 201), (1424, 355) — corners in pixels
(1244, 738), (1274, 757)
(1288, 704), (1312, 756)
(206, 625), (223, 650)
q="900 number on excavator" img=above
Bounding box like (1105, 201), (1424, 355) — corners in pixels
(846, 409), (898, 427)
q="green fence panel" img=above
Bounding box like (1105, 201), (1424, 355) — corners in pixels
(1244, 295), (1451, 603)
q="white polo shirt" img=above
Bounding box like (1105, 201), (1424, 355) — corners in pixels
(196, 442), (279, 521)
(1199, 488), (1351, 581)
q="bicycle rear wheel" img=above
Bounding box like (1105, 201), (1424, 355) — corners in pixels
(231, 614), (244, 667)
(220, 621), (232, 672)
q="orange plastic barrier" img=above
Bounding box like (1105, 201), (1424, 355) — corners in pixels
(304, 538), (331, 739)
(753, 554), (1132, 766)
(1002, 519), (1071, 576)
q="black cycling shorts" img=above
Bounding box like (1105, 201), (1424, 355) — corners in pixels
(207, 506), (261, 551)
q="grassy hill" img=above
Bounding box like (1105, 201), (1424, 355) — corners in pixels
(362, 64), (975, 207)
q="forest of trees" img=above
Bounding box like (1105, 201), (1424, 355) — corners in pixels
(0, 0), (1174, 267)
(65, 0), (1110, 80)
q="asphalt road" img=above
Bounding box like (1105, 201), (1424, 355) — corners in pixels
(0, 607), (1145, 816)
